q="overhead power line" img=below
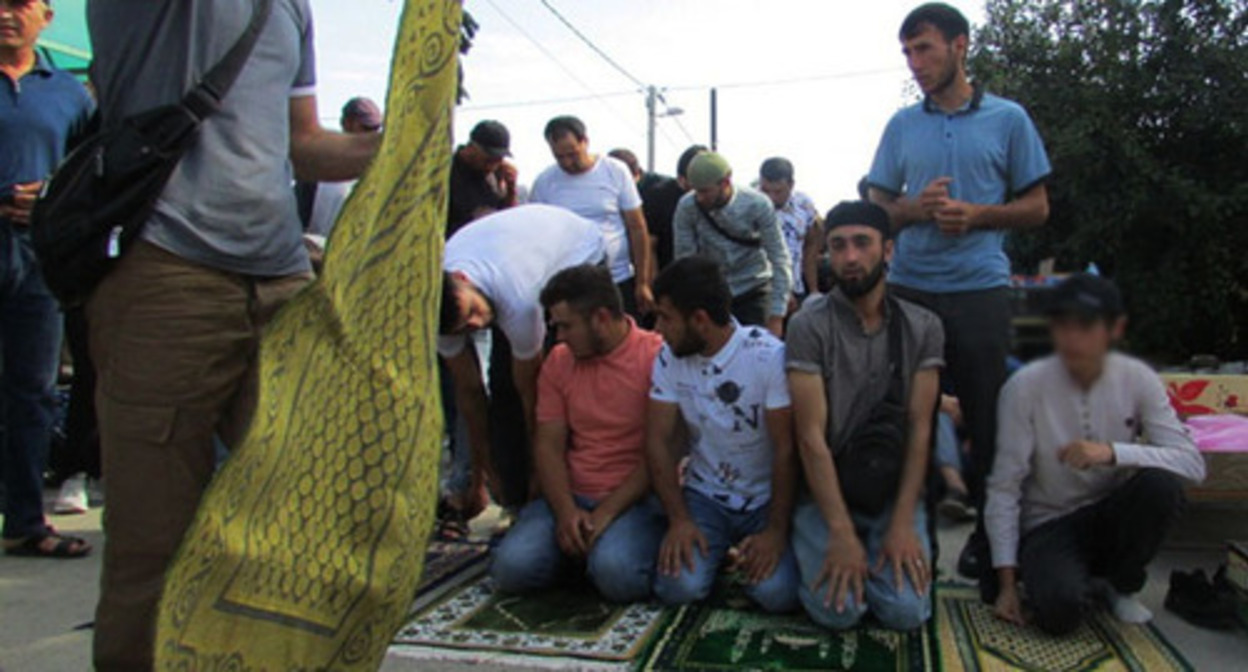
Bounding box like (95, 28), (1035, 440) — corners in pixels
(667, 67), (907, 93)
(480, 0), (642, 133)
(460, 90), (638, 112)
(538, 0), (647, 90)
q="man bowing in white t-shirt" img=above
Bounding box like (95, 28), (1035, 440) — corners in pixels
(531, 115), (653, 318)
(439, 205), (606, 510)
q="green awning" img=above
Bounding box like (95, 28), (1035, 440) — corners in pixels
(38, 0), (91, 76)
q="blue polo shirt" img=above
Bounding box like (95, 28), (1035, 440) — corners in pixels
(868, 89), (1051, 293)
(0, 53), (94, 212)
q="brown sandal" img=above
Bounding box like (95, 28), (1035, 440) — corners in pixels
(3, 530), (92, 559)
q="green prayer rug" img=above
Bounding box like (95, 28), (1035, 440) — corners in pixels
(936, 584), (1193, 672)
(391, 576), (670, 670)
(638, 598), (933, 671)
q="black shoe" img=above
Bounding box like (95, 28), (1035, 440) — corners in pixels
(938, 492), (977, 523)
(1164, 569), (1238, 630)
(1212, 564), (1240, 597)
(957, 538), (985, 580)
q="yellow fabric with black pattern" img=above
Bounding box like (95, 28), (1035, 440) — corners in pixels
(155, 1), (458, 668)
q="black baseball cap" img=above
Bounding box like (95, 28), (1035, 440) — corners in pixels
(470, 120), (512, 158)
(1046, 273), (1124, 320)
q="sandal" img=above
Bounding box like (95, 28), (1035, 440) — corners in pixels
(436, 514), (471, 542)
(3, 529), (92, 559)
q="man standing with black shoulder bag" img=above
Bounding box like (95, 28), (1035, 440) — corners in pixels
(785, 201), (945, 631)
(85, 1), (380, 669)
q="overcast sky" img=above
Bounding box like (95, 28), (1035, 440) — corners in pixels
(309, 0), (985, 210)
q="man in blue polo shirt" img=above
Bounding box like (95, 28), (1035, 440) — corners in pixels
(1, 0), (95, 560)
(867, 3), (1051, 579)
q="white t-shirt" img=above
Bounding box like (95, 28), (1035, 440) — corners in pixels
(437, 204), (606, 361)
(776, 191), (819, 295)
(307, 180), (354, 237)
(650, 324), (792, 511)
(530, 156), (643, 283)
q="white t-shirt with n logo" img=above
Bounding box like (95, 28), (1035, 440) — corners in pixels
(650, 324), (791, 512)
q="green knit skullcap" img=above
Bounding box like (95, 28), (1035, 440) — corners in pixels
(686, 152), (732, 189)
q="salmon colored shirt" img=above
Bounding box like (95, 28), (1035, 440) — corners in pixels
(536, 322), (664, 501)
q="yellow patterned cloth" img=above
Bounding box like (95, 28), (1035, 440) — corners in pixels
(155, 2), (459, 669)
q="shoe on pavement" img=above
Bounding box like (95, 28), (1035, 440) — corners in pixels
(53, 474), (88, 515)
(957, 536), (986, 580)
(938, 492), (977, 523)
(1164, 569), (1238, 630)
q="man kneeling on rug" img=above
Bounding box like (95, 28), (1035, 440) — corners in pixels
(648, 257), (801, 613)
(786, 202), (945, 631)
(490, 265), (666, 602)
(984, 274), (1206, 635)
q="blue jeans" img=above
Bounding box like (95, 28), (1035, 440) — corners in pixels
(491, 495), (665, 603)
(792, 500), (931, 631)
(935, 412), (962, 472)
(440, 331), (490, 496)
(1, 225), (62, 540)
(653, 488), (800, 613)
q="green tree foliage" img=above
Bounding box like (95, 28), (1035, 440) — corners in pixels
(971, 0), (1248, 362)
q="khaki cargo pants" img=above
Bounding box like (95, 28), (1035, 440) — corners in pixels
(88, 241), (311, 671)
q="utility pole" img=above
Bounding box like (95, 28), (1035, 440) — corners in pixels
(710, 87), (719, 151)
(645, 85), (657, 173)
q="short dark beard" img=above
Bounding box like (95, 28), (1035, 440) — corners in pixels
(835, 261), (886, 299)
(926, 49), (961, 97)
(582, 329), (609, 359)
(671, 331), (708, 358)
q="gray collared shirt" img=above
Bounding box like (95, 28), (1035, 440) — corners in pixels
(673, 186), (792, 318)
(785, 289), (945, 454)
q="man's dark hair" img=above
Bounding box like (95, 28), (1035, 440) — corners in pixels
(900, 3), (970, 42)
(608, 148), (643, 178)
(653, 256), (733, 327)
(539, 264), (623, 319)
(544, 115), (588, 143)
(857, 176), (871, 201)
(759, 157), (795, 183)
(676, 144), (709, 180)
(439, 271), (462, 336)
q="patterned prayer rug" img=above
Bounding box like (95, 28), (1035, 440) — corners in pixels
(154, 2), (459, 669)
(936, 584), (1193, 672)
(391, 576), (670, 671)
(638, 594), (933, 671)
(413, 541), (490, 609)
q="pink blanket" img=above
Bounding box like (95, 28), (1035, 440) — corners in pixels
(1187, 415), (1248, 452)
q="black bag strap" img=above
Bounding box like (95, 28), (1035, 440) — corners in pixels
(696, 204), (762, 248)
(883, 294), (907, 406)
(182, 0), (274, 121)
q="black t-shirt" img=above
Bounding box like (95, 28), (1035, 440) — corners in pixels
(639, 173), (685, 271)
(447, 148), (508, 237)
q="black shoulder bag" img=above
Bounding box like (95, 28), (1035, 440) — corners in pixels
(835, 295), (909, 516)
(695, 204), (762, 248)
(31, 0), (273, 308)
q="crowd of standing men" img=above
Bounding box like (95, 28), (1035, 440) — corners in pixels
(0, 1), (1206, 670)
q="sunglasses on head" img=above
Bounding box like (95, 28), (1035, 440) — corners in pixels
(0, 0), (44, 10)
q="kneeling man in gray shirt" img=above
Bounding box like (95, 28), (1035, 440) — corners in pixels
(985, 274), (1206, 635)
